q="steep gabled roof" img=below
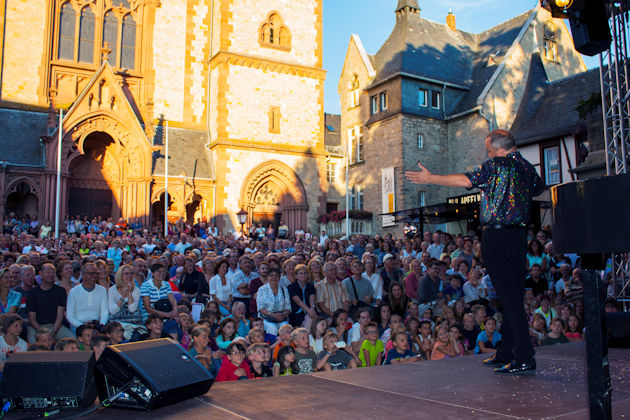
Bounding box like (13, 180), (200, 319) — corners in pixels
(511, 60), (601, 146)
(366, 7), (535, 115)
(324, 113), (341, 147)
(0, 108), (47, 167)
(152, 127), (213, 179)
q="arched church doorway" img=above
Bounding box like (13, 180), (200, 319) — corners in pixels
(67, 132), (118, 219)
(240, 161), (308, 236)
(186, 194), (206, 224)
(151, 192), (175, 226)
(5, 182), (39, 218)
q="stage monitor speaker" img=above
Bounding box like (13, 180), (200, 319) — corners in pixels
(95, 338), (213, 410)
(606, 312), (630, 348)
(0, 351), (97, 410)
(569, 0), (612, 56)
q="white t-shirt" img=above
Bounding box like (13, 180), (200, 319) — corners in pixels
(349, 322), (363, 344)
(209, 275), (232, 302)
(0, 336), (28, 361)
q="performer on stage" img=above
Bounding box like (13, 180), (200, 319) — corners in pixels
(405, 129), (543, 374)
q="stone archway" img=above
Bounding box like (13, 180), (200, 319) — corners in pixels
(5, 180), (41, 219)
(240, 161), (308, 235)
(67, 132), (118, 219)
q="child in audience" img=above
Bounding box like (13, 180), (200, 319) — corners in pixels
(273, 345), (295, 376)
(76, 324), (94, 351)
(34, 328), (53, 350)
(375, 303), (391, 337)
(90, 335), (110, 360)
(55, 337), (79, 351)
(418, 319), (434, 360)
(565, 314), (583, 342)
(247, 327), (265, 345)
(431, 325), (456, 360)
(272, 324), (294, 360)
(331, 309), (352, 345)
(247, 343), (273, 378)
(216, 318), (237, 350)
(0, 314), (28, 370)
(471, 305), (487, 330)
(542, 318), (570, 346)
(385, 329), (422, 364)
(292, 327), (321, 374)
(405, 302), (419, 321)
(461, 313), (479, 353)
(251, 317), (277, 345)
(444, 275), (464, 302)
(137, 314), (166, 341)
(104, 321), (125, 345)
(406, 317), (422, 355)
(309, 316), (328, 354)
(529, 313), (547, 347)
(449, 324), (465, 356)
(381, 314), (403, 344)
(215, 342), (252, 382)
(318, 331), (357, 370)
(358, 322), (383, 367)
(474, 317), (502, 354)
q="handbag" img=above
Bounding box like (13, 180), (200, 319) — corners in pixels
(154, 298), (172, 313)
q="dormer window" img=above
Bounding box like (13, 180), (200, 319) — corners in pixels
(259, 12), (291, 51)
(347, 74), (360, 109)
(543, 20), (558, 62)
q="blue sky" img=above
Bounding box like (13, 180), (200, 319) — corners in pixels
(322, 0), (599, 113)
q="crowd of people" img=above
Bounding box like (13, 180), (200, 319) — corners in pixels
(0, 213), (615, 383)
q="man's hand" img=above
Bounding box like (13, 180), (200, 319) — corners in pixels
(405, 162), (433, 185)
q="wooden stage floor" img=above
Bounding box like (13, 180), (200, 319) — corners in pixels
(37, 343), (630, 419)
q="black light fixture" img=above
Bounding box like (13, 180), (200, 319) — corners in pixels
(236, 209), (248, 235)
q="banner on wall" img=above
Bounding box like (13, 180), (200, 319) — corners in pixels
(381, 167), (396, 227)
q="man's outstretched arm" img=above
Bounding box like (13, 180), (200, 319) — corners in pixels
(404, 162), (472, 188)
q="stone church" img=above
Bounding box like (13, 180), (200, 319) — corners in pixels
(0, 0), (326, 234)
(337, 0), (587, 235)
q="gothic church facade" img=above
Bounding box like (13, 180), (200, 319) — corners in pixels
(0, 0), (326, 234)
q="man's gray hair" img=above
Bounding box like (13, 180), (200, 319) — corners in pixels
(487, 129), (516, 151)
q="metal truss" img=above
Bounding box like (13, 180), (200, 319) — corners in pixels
(600, 1), (630, 310)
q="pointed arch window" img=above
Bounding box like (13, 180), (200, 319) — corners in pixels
(102, 11), (118, 66)
(259, 12), (291, 51)
(78, 6), (95, 63)
(121, 14), (136, 69)
(58, 2), (75, 60)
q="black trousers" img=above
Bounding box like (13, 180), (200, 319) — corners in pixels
(481, 227), (535, 364)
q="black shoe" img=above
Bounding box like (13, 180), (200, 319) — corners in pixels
(483, 354), (509, 365)
(494, 360), (536, 375)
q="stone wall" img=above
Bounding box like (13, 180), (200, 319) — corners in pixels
(224, 64), (321, 147)
(227, 0), (318, 68)
(1, 0), (47, 105)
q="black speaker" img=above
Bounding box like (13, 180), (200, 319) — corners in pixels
(569, 0), (612, 56)
(95, 338), (213, 410)
(606, 312), (630, 347)
(0, 351), (97, 410)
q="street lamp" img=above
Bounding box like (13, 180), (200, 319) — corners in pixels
(236, 208), (248, 237)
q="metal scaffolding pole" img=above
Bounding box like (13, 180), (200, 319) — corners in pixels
(600, 1), (630, 310)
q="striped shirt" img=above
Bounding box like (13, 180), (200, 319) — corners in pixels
(140, 280), (173, 322)
(315, 279), (348, 313)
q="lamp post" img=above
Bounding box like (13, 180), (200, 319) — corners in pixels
(236, 209), (248, 238)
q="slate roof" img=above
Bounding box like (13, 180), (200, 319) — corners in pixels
(152, 127), (214, 179)
(0, 108), (48, 167)
(510, 56), (601, 146)
(324, 113), (341, 147)
(367, 7), (533, 115)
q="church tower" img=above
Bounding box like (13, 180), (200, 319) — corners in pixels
(208, 0), (327, 233)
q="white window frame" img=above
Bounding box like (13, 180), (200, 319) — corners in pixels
(417, 133), (424, 149)
(431, 90), (441, 110)
(380, 92), (388, 111)
(418, 190), (426, 207)
(347, 128), (355, 164)
(371, 95), (378, 114)
(543, 146), (561, 185)
(356, 126), (364, 163)
(349, 186), (356, 210)
(357, 186), (364, 210)
(419, 89), (427, 107)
